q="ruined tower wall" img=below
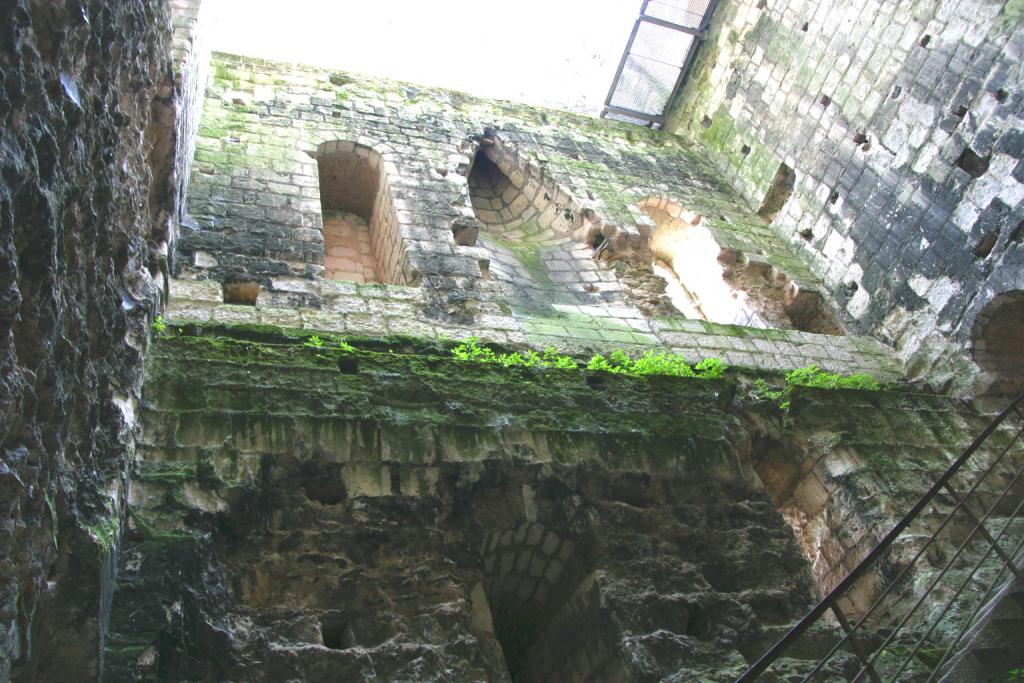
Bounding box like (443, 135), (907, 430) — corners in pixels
(669, 0), (1024, 392)
(0, 1), (204, 679)
(169, 52), (899, 380)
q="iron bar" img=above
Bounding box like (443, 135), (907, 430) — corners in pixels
(797, 416), (1024, 682)
(602, 105), (666, 124)
(736, 391), (1024, 682)
(830, 604), (883, 683)
(639, 13), (705, 37)
(925, 531), (1024, 682)
(942, 479), (1024, 582)
(885, 490), (1024, 683)
(849, 434), (1024, 681)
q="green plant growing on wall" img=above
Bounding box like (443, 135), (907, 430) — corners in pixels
(304, 335), (324, 349)
(337, 339), (356, 353)
(451, 337), (576, 370)
(756, 364), (880, 410)
(450, 338), (726, 379)
(153, 315), (167, 335)
(586, 350), (725, 379)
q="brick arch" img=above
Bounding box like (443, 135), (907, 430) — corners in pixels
(632, 195), (844, 334)
(971, 290), (1024, 395)
(480, 521), (588, 681)
(314, 140), (417, 285)
(466, 134), (597, 246)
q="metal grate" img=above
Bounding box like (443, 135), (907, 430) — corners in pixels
(601, 0), (718, 127)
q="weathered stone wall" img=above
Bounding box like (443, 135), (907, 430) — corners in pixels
(107, 324), (1024, 681)
(170, 52), (901, 380)
(0, 1), (179, 680)
(163, 0), (214, 270)
(669, 0), (1024, 393)
(105, 325), (823, 682)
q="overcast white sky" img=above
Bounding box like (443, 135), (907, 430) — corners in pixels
(208, 0), (640, 114)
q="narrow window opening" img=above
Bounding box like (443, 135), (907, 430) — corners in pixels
(701, 115), (712, 128)
(852, 132), (869, 145)
(757, 163), (796, 222)
(800, 22), (809, 32)
(756, 0), (768, 9)
(827, 189), (840, 205)
(222, 282), (259, 306)
(316, 141), (415, 285)
(995, 88), (1008, 103)
(320, 617), (353, 649)
(973, 231), (998, 258)
(305, 480), (347, 505)
(955, 147), (990, 178)
(890, 85), (902, 100)
(337, 356), (359, 374)
(741, 144), (752, 157)
(955, 105), (969, 118)
(920, 34), (931, 48)
(819, 94), (832, 108)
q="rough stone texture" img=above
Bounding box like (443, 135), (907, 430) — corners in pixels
(163, 0), (214, 269)
(669, 0), (1024, 394)
(105, 326), (821, 682)
(170, 52), (901, 379)
(165, 278), (901, 379)
(105, 325), (1024, 681)
(0, 1), (179, 680)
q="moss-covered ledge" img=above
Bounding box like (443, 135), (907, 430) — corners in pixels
(142, 322), (747, 475)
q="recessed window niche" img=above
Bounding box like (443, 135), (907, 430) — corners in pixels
(315, 140), (416, 285)
(757, 163), (796, 222)
(971, 291), (1024, 395)
(222, 281), (259, 305)
(639, 198), (844, 335)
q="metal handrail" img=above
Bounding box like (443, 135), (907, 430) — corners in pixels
(736, 391), (1024, 682)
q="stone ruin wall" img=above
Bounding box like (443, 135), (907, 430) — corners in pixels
(0, 0), (207, 679)
(2, 1), (1023, 681)
(124, 49), (1023, 681)
(669, 0), (1024, 395)
(169, 52), (900, 381)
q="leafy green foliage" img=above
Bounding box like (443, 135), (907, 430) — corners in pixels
(452, 338), (577, 370)
(451, 338), (726, 380)
(304, 335), (324, 348)
(153, 315), (167, 335)
(586, 350), (726, 379)
(337, 339), (356, 353)
(757, 365), (880, 410)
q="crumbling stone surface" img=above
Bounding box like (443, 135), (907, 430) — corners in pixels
(0, 1), (181, 679)
(169, 52), (902, 380)
(105, 325), (1024, 681)
(173, 53), (887, 362)
(671, 0), (1024, 392)
(104, 326), (820, 681)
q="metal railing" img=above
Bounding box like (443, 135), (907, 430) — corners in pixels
(737, 391), (1024, 682)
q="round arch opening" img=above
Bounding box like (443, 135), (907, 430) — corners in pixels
(971, 290), (1024, 395)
